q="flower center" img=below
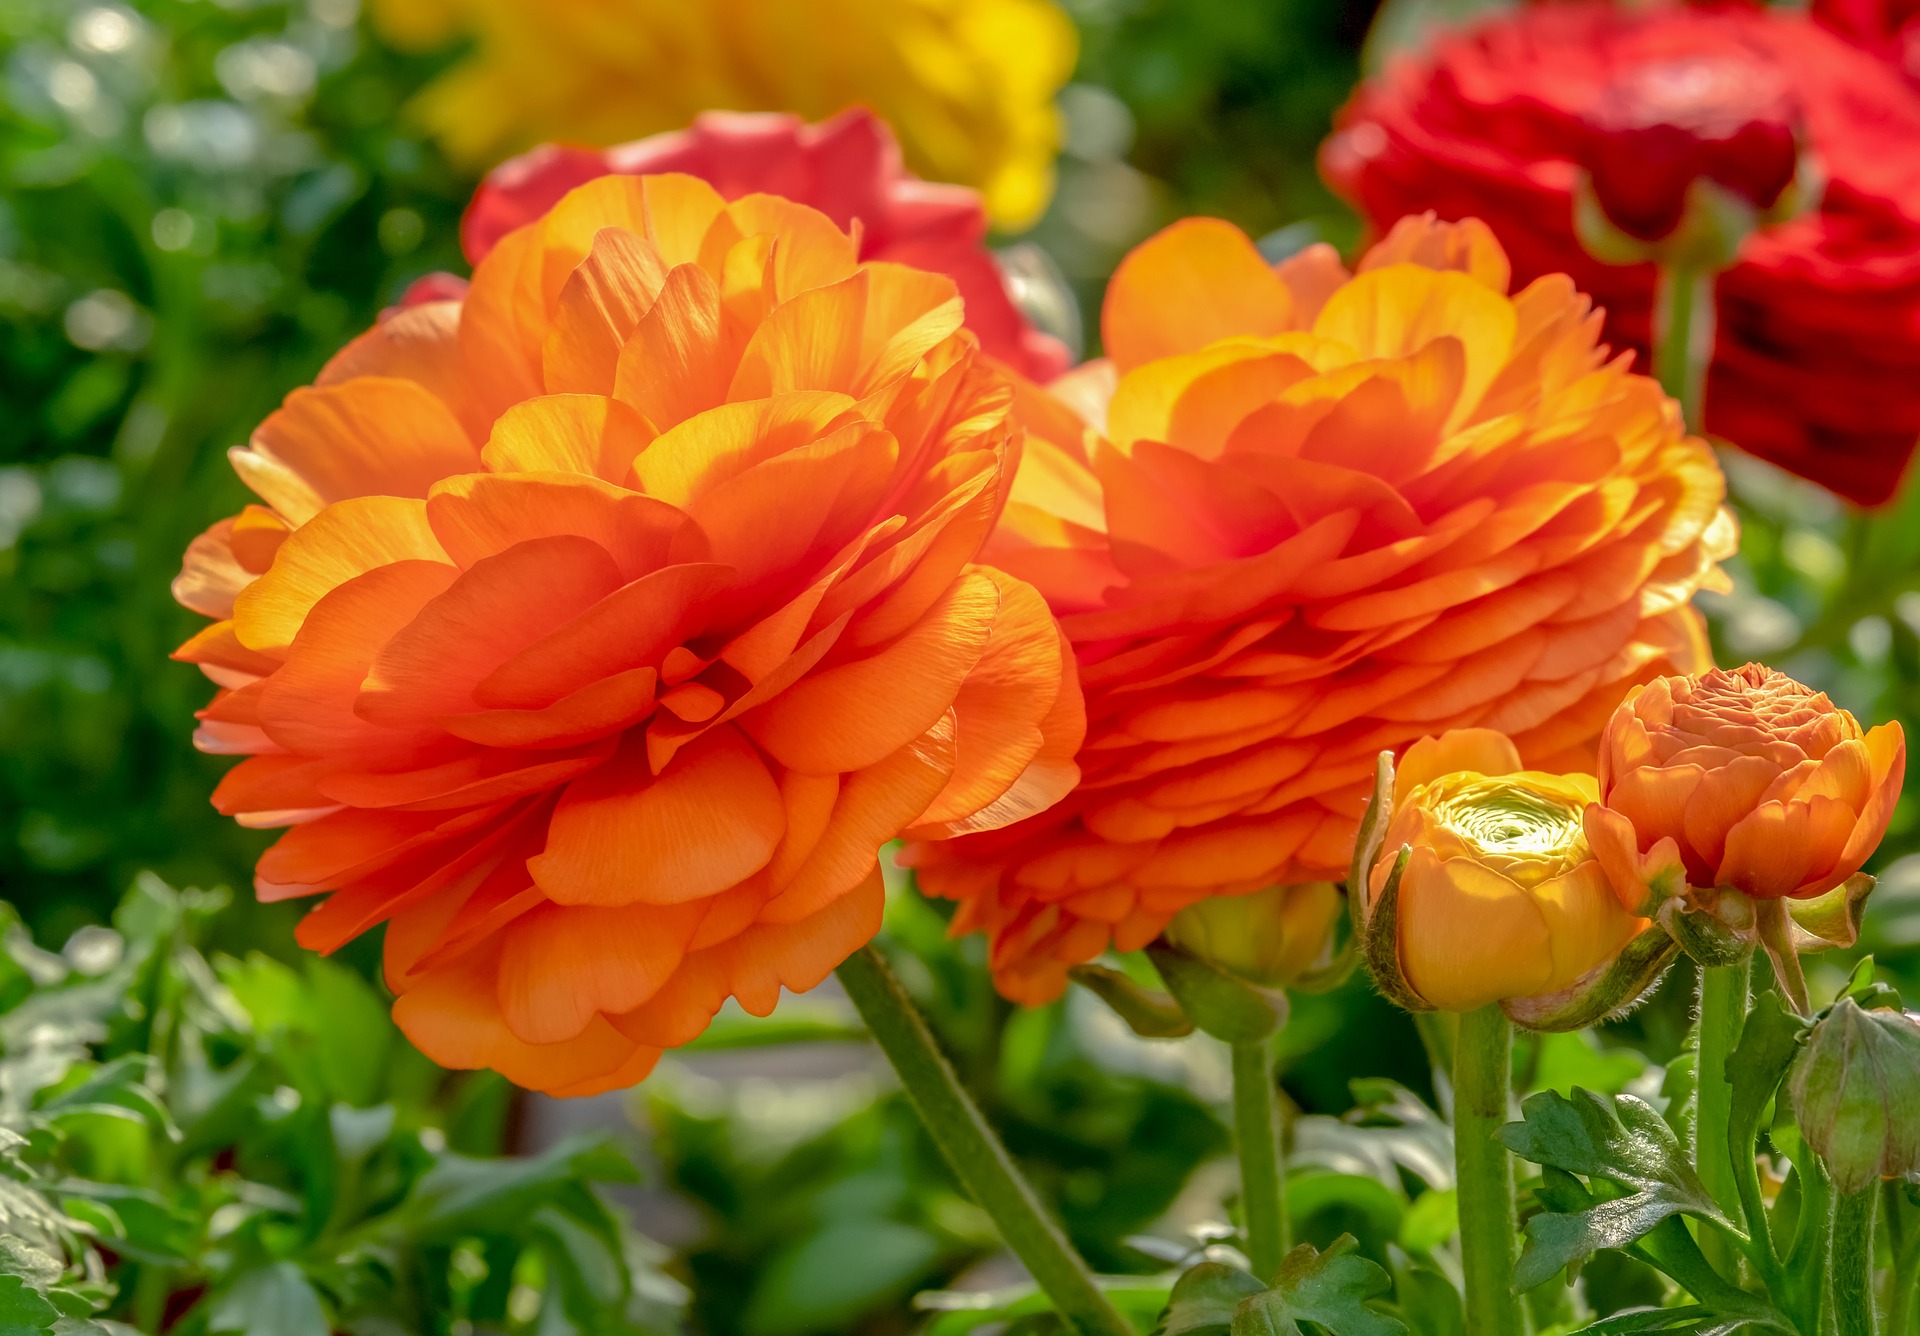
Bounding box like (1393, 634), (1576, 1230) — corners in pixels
(1425, 773), (1589, 884)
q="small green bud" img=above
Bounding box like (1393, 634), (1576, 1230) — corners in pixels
(1163, 883), (1343, 990)
(1789, 998), (1920, 1194)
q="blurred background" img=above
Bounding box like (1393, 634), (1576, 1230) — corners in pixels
(4, 1), (1918, 1333)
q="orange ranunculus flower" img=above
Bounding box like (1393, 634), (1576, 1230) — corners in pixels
(1367, 729), (1645, 1014)
(172, 174), (1083, 1096)
(1584, 663), (1906, 906)
(903, 213), (1737, 1005)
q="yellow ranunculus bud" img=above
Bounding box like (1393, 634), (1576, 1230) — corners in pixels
(1368, 730), (1647, 1014)
(1163, 882), (1343, 989)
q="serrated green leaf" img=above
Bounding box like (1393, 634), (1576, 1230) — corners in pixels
(1154, 1260), (1263, 1336)
(1228, 1236), (1406, 1336)
(1499, 1089), (1731, 1291)
(0, 1275), (59, 1334)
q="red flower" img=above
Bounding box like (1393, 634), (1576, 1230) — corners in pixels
(1583, 55), (1799, 243)
(452, 108), (1071, 382)
(1814, 0), (1920, 82)
(1323, 2), (1920, 506)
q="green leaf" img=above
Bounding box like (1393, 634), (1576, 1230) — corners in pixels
(919, 1281), (1172, 1336)
(1725, 992), (1808, 1154)
(40, 1056), (175, 1140)
(0, 1275), (60, 1335)
(1228, 1236), (1406, 1336)
(1383, 1253), (1462, 1336)
(395, 1134), (638, 1238)
(1499, 1089), (1732, 1291)
(306, 957), (393, 1107)
(1397, 1189), (1457, 1254)
(1154, 1261), (1265, 1336)
(208, 1263), (328, 1336)
(743, 1220), (942, 1336)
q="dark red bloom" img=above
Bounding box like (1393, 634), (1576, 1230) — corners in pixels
(1584, 55), (1799, 241)
(1323, 2), (1920, 506)
(457, 108), (1071, 382)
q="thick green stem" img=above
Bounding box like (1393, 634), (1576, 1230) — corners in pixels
(1653, 262), (1715, 432)
(1695, 960), (1747, 1279)
(1231, 1039), (1288, 1279)
(835, 946), (1134, 1336)
(1833, 1188), (1880, 1336)
(1454, 1005), (1526, 1336)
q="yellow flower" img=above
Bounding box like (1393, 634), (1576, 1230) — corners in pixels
(1369, 731), (1646, 1014)
(368, 0), (1076, 229)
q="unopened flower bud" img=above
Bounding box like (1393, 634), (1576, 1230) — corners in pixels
(1789, 999), (1920, 1194)
(1164, 883), (1342, 990)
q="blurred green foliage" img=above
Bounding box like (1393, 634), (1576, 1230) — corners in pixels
(0, 873), (684, 1334)
(0, 0), (465, 944)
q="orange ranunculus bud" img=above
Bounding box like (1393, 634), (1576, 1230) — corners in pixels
(1584, 664), (1906, 908)
(905, 212), (1736, 1005)
(172, 174), (1083, 1096)
(1361, 729), (1650, 1015)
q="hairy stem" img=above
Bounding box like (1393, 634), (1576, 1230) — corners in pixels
(836, 945), (1134, 1336)
(1231, 1038), (1288, 1279)
(1833, 1187), (1880, 1336)
(1455, 1005), (1527, 1336)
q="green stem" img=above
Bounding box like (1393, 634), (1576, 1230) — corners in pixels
(1231, 1039), (1288, 1279)
(1695, 960), (1747, 1280)
(834, 946), (1133, 1336)
(1833, 1188), (1880, 1336)
(1653, 262), (1716, 432)
(1454, 1005), (1526, 1336)
(1890, 1194), (1920, 1336)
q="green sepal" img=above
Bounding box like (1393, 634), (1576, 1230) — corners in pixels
(1145, 945), (1287, 1044)
(1356, 847), (1429, 1015)
(1785, 873), (1873, 953)
(1348, 751), (1395, 917)
(1789, 996), (1920, 1194)
(1069, 962), (1196, 1039)
(1657, 894), (1754, 969)
(1503, 924), (1680, 1033)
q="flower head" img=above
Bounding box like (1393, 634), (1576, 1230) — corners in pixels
(367, 0), (1076, 229)
(1323, 2), (1920, 505)
(904, 213), (1734, 1005)
(174, 174), (1082, 1094)
(1365, 730), (1644, 1014)
(454, 110), (1070, 381)
(1585, 664), (1905, 906)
